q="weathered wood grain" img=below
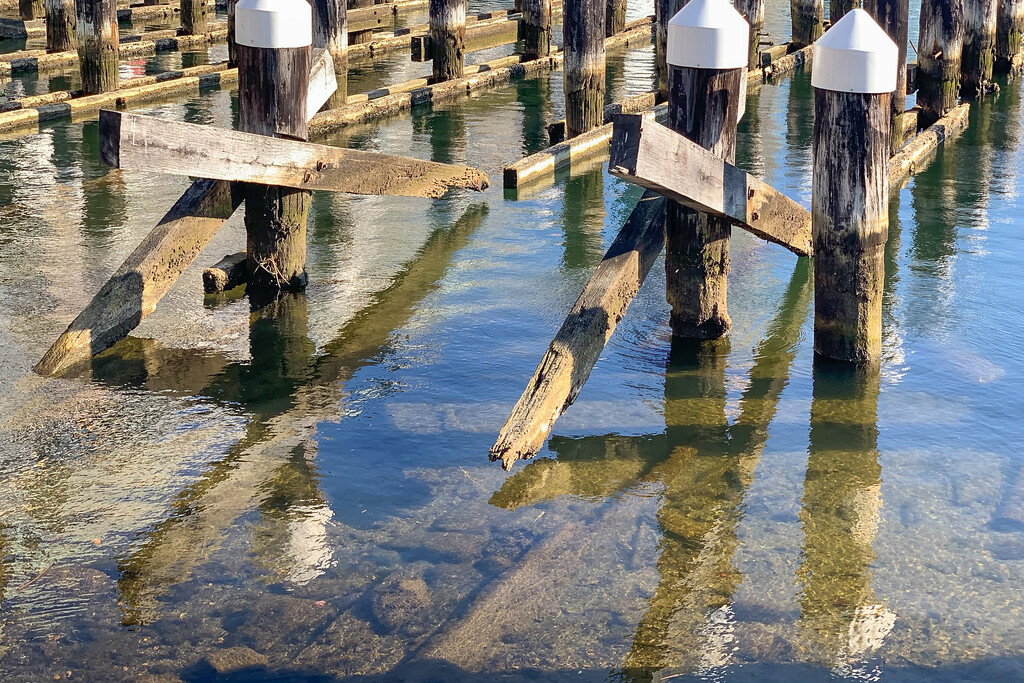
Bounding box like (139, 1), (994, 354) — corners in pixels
(313, 0), (348, 106)
(996, 0), (1024, 74)
(489, 191), (667, 469)
(918, 0), (965, 127)
(180, 0), (208, 35)
(865, 0), (910, 154)
(307, 48), (339, 117)
(430, 0), (465, 80)
(99, 110), (490, 198)
(888, 102), (970, 187)
(963, 0), (999, 96)
(203, 252), (247, 293)
(563, 0), (606, 137)
(76, 0), (119, 94)
(791, 0), (823, 47)
(35, 179), (240, 377)
(45, 0), (76, 52)
(609, 115), (812, 256)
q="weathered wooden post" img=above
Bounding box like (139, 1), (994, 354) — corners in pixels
(228, 0), (238, 67)
(918, 0), (964, 127)
(180, 0), (209, 35)
(811, 9), (896, 364)
(76, 0), (119, 95)
(19, 0), (43, 20)
(997, 0), (1024, 73)
(522, 0), (552, 57)
(962, 0), (999, 95)
(656, 0), (681, 97)
(46, 0), (76, 53)
(736, 0), (764, 68)
(664, 0), (748, 338)
(831, 0), (858, 23)
(864, 0), (909, 152)
(606, 0), (627, 36)
(564, 0), (606, 137)
(791, 0), (824, 47)
(313, 0), (348, 107)
(430, 0), (466, 81)
(236, 0), (312, 292)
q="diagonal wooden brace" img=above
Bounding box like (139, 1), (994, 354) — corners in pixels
(306, 48), (338, 118)
(99, 110), (490, 199)
(608, 114), (812, 258)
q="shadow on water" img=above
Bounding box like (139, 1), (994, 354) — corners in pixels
(491, 259), (813, 681)
(80, 202), (489, 625)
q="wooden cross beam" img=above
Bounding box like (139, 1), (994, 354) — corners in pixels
(306, 48), (338, 117)
(99, 110), (490, 198)
(608, 114), (812, 257)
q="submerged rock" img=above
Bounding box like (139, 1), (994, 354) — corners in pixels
(370, 575), (432, 636)
(203, 646), (269, 675)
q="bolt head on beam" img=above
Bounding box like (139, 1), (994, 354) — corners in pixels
(812, 9), (898, 94)
(666, 0), (750, 70)
(236, 0), (313, 49)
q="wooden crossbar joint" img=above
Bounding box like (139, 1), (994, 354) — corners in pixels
(608, 114), (812, 257)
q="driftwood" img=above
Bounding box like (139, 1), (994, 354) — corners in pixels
(35, 179), (240, 377)
(99, 110), (490, 198)
(489, 191), (666, 470)
(609, 114), (812, 257)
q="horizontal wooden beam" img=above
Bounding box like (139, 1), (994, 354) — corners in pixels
(35, 179), (240, 377)
(609, 114), (812, 257)
(889, 103), (970, 190)
(99, 110), (489, 198)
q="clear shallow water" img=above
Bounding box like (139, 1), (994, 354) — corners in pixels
(0, 1), (1023, 681)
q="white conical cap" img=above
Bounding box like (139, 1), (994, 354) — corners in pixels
(811, 9), (898, 93)
(667, 0), (750, 70)
(236, 0), (312, 49)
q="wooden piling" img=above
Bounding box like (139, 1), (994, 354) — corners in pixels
(830, 0), (858, 23)
(313, 0), (348, 107)
(430, 0), (465, 81)
(19, 0), (43, 20)
(236, 0), (312, 292)
(606, 0), (626, 36)
(227, 0), (237, 66)
(45, 0), (76, 53)
(522, 0), (552, 57)
(791, 0), (823, 47)
(76, 0), (119, 95)
(811, 10), (895, 363)
(996, 0), (1024, 74)
(864, 0), (909, 153)
(655, 0), (683, 97)
(962, 0), (999, 95)
(563, 0), (605, 138)
(736, 0), (764, 68)
(918, 0), (965, 128)
(661, 0), (748, 339)
(180, 0), (208, 35)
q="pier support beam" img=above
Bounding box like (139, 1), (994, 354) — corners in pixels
(811, 10), (895, 363)
(918, 0), (964, 127)
(791, 0), (823, 47)
(523, 0), (552, 57)
(430, 0), (466, 81)
(227, 0), (238, 66)
(76, 0), (119, 95)
(313, 0), (348, 107)
(864, 0), (909, 153)
(996, 0), (1024, 74)
(45, 0), (76, 53)
(606, 0), (626, 35)
(663, 0), (747, 339)
(180, 0), (209, 35)
(564, 0), (605, 138)
(236, 0), (312, 293)
(736, 0), (764, 68)
(962, 0), (999, 96)
(656, 0), (682, 97)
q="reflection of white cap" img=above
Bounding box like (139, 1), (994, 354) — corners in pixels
(666, 0), (750, 70)
(812, 9), (898, 93)
(236, 0), (313, 49)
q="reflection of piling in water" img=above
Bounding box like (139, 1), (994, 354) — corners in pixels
(114, 203), (489, 624)
(516, 76), (554, 156)
(560, 167), (606, 269)
(490, 263), (811, 680)
(797, 360), (892, 667)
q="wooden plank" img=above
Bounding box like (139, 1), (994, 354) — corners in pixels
(889, 102), (970, 189)
(34, 179), (240, 377)
(489, 190), (666, 469)
(609, 114), (812, 257)
(306, 48), (338, 118)
(99, 110), (489, 198)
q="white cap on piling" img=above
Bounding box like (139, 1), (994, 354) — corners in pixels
(236, 0), (312, 49)
(666, 0), (750, 70)
(811, 9), (898, 93)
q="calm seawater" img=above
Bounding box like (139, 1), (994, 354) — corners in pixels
(0, 1), (1022, 681)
